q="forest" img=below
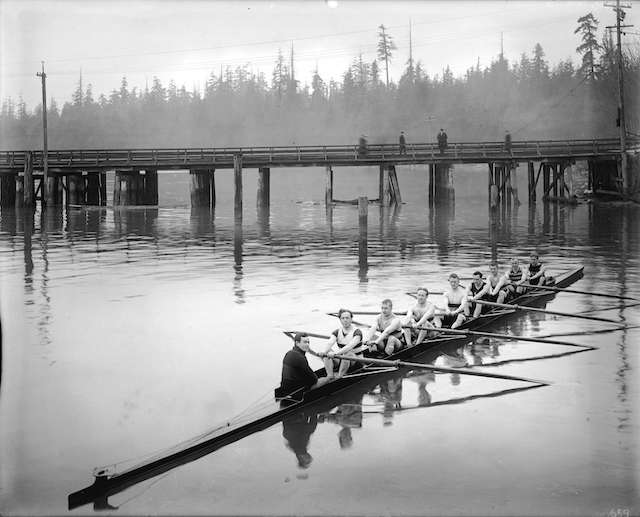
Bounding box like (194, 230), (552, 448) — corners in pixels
(1, 14), (638, 150)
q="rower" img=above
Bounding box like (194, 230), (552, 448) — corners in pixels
(441, 273), (467, 329)
(402, 287), (439, 347)
(279, 333), (331, 400)
(503, 257), (527, 300)
(526, 252), (548, 286)
(487, 262), (508, 304)
(322, 309), (365, 379)
(365, 299), (404, 356)
(466, 271), (491, 318)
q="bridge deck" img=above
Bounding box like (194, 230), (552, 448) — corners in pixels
(0, 139), (629, 173)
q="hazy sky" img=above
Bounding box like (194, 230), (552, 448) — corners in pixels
(2, 0), (639, 108)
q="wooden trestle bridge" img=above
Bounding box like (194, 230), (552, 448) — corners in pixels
(0, 137), (635, 212)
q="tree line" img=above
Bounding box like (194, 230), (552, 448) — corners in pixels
(1, 15), (638, 150)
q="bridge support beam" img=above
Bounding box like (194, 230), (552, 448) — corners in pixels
(325, 166), (333, 205)
(24, 152), (34, 208)
(234, 154), (243, 220)
(0, 174), (17, 207)
(143, 169), (159, 205)
(100, 172), (107, 205)
(528, 162), (536, 203)
(381, 166), (390, 206)
(86, 172), (101, 205)
(428, 163), (454, 206)
(190, 169), (214, 208)
(257, 167), (270, 209)
(114, 169), (158, 206)
(67, 173), (85, 205)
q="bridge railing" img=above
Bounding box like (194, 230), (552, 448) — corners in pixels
(0, 138), (630, 170)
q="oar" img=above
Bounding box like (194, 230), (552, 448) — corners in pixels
(579, 301), (640, 314)
(408, 325), (596, 349)
(309, 350), (549, 385)
(474, 299), (624, 324)
(514, 282), (639, 302)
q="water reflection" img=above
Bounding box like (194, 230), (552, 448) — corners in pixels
(233, 218), (245, 304)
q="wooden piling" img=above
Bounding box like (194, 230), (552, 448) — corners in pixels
(24, 151), (34, 208)
(542, 164), (550, 199)
(358, 196), (368, 277)
(234, 154), (243, 220)
(144, 169), (159, 205)
(379, 165), (384, 203)
(257, 167), (270, 209)
(67, 174), (84, 205)
(528, 162), (536, 202)
(15, 175), (24, 208)
(99, 171), (107, 205)
(382, 166), (391, 206)
(0, 174), (17, 207)
(388, 165), (401, 204)
(190, 170), (210, 207)
(429, 164), (436, 207)
(325, 165), (333, 205)
(86, 173), (100, 205)
(510, 164), (520, 206)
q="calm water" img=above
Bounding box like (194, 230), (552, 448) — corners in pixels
(1, 165), (639, 516)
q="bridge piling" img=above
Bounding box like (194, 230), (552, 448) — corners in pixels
(190, 169), (213, 208)
(99, 172), (107, 205)
(143, 169), (159, 205)
(86, 172), (100, 205)
(528, 162), (536, 202)
(67, 173), (84, 205)
(382, 166), (391, 206)
(234, 154), (243, 220)
(257, 167), (270, 209)
(0, 174), (16, 208)
(325, 166), (333, 205)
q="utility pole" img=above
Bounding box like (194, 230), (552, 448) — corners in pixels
(36, 61), (49, 206)
(605, 0), (632, 197)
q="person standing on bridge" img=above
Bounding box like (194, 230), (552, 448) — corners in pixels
(399, 131), (407, 155)
(358, 134), (368, 157)
(504, 130), (512, 155)
(437, 128), (448, 154)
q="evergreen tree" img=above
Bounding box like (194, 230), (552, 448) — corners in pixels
(377, 24), (396, 88)
(575, 13), (602, 80)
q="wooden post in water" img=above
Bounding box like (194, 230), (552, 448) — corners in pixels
(67, 173), (84, 205)
(24, 151), (34, 208)
(234, 154), (243, 220)
(144, 169), (159, 205)
(190, 169), (210, 207)
(552, 163), (559, 198)
(382, 165), (391, 206)
(358, 196), (368, 278)
(566, 163), (574, 198)
(0, 174), (17, 207)
(113, 171), (122, 206)
(505, 166), (513, 209)
(257, 167), (270, 209)
(528, 162), (536, 203)
(15, 175), (24, 208)
(99, 171), (107, 205)
(85, 172), (100, 205)
(325, 165), (333, 205)
(379, 165), (384, 202)
(510, 163), (520, 206)
(542, 163), (550, 199)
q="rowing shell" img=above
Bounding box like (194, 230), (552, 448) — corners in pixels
(68, 265), (584, 510)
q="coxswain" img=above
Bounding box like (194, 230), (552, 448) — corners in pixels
(322, 309), (365, 379)
(503, 257), (527, 300)
(402, 287), (439, 347)
(278, 333), (331, 400)
(487, 262), (509, 304)
(466, 271), (491, 318)
(526, 253), (548, 286)
(365, 299), (404, 356)
(441, 273), (467, 328)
